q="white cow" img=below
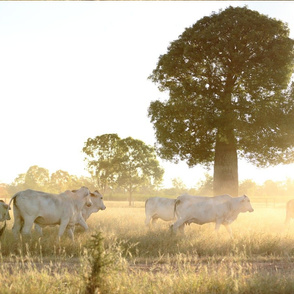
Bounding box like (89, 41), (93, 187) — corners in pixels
(9, 186), (92, 240)
(172, 194), (254, 236)
(34, 189), (106, 235)
(0, 200), (11, 237)
(145, 197), (176, 227)
(0, 200), (11, 222)
(81, 190), (106, 222)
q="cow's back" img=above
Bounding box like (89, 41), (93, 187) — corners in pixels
(15, 189), (60, 209)
(175, 194), (232, 222)
(177, 194), (231, 205)
(14, 190), (72, 225)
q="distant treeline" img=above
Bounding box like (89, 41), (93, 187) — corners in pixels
(0, 166), (294, 202)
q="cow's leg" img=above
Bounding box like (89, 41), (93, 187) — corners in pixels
(178, 223), (185, 234)
(145, 214), (152, 227)
(12, 207), (22, 240)
(67, 226), (75, 240)
(34, 224), (43, 236)
(214, 220), (222, 233)
(171, 218), (186, 233)
(224, 224), (233, 237)
(151, 217), (158, 226)
(77, 215), (89, 231)
(21, 216), (35, 237)
(58, 220), (70, 240)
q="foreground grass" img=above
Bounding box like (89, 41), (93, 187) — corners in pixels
(1, 201), (294, 293)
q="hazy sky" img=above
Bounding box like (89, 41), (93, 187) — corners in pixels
(0, 1), (294, 188)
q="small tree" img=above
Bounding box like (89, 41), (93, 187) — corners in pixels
(116, 137), (164, 205)
(24, 165), (50, 191)
(83, 134), (121, 194)
(239, 179), (258, 196)
(50, 170), (74, 193)
(9, 173), (26, 194)
(83, 134), (164, 205)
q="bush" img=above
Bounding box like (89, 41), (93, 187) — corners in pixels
(84, 232), (112, 294)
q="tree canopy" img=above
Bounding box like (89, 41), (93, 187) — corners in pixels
(83, 134), (164, 205)
(148, 6), (294, 196)
(82, 134), (121, 194)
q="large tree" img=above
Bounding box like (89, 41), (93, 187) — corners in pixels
(148, 6), (294, 196)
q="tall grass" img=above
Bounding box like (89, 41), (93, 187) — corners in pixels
(1, 201), (294, 293)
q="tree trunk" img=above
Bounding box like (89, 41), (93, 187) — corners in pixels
(213, 130), (238, 196)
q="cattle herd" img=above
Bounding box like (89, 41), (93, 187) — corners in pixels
(0, 187), (106, 240)
(0, 190), (294, 241)
(145, 194), (254, 236)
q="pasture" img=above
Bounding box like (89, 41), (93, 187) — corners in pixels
(1, 200), (294, 293)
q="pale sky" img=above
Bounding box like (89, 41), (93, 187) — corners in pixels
(0, 1), (294, 188)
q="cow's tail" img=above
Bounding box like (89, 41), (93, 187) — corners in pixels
(169, 198), (181, 232)
(174, 198), (181, 219)
(7, 193), (18, 211)
(145, 198), (149, 208)
(0, 193), (18, 238)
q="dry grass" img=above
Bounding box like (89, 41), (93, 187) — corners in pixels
(1, 201), (294, 293)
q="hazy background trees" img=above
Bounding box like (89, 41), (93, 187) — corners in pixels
(4, 165), (96, 197)
(1, 163), (294, 203)
(149, 6), (294, 197)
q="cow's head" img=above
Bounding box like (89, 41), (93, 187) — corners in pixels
(240, 195), (254, 213)
(90, 190), (106, 212)
(76, 186), (92, 207)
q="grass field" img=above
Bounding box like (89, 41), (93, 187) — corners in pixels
(1, 200), (294, 293)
